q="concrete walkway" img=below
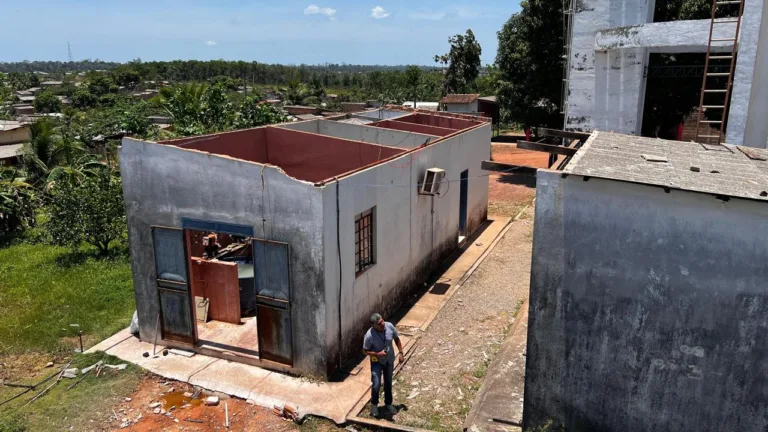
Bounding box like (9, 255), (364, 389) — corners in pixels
(89, 216), (511, 425)
(464, 302), (529, 432)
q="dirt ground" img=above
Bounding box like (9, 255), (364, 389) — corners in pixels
(112, 375), (301, 432)
(388, 206), (535, 431)
(487, 144), (542, 217)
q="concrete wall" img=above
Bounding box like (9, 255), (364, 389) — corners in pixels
(369, 120), (456, 137)
(565, 0), (655, 133)
(279, 119), (437, 148)
(728, 0), (768, 147)
(119, 138), (329, 377)
(445, 100), (479, 113)
(525, 169), (768, 431)
(595, 20), (737, 52)
(321, 123), (491, 370)
(0, 126), (30, 145)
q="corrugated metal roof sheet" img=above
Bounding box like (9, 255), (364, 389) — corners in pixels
(0, 143), (24, 159)
(440, 94), (479, 104)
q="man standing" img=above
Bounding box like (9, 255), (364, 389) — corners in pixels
(363, 313), (404, 417)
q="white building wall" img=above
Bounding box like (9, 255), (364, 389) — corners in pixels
(446, 100), (479, 113)
(727, 0), (768, 147)
(569, 0), (767, 146)
(566, 0), (655, 133)
(278, 119), (437, 148)
(321, 124), (491, 366)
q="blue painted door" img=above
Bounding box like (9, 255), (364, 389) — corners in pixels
(459, 169), (469, 236)
(152, 227), (195, 344)
(253, 239), (293, 365)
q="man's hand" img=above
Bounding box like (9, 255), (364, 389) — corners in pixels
(376, 351), (386, 357)
(397, 353), (404, 363)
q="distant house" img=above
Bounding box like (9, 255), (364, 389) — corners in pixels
(12, 105), (34, 115)
(264, 99), (282, 107)
(27, 87), (42, 95)
(283, 105), (320, 116)
(18, 96), (36, 104)
(440, 94), (480, 113)
(0, 144), (24, 166)
(477, 96), (500, 126)
(401, 102), (439, 111)
(40, 81), (63, 88)
(0, 120), (30, 145)
(15, 90), (32, 97)
(341, 102), (366, 113)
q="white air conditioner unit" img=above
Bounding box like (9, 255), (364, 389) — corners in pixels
(420, 168), (445, 195)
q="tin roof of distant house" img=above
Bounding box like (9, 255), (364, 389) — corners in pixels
(0, 143), (24, 160)
(0, 120), (26, 132)
(565, 131), (768, 202)
(440, 94), (480, 104)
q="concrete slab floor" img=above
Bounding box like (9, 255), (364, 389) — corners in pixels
(88, 216), (511, 425)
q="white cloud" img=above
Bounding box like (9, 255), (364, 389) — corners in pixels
(370, 6), (390, 19)
(408, 6), (490, 21)
(205, 40), (217, 46)
(304, 4), (337, 18)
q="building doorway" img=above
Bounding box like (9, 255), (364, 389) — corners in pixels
(150, 219), (294, 366)
(459, 169), (469, 242)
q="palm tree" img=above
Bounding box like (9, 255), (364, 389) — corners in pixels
(22, 118), (60, 184)
(0, 167), (36, 238)
(285, 79), (308, 105)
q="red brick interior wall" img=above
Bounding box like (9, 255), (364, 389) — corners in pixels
(160, 128), (269, 163)
(265, 127), (405, 182)
(396, 113), (479, 131)
(369, 120), (454, 137)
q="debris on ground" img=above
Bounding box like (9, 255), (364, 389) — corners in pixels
(62, 368), (79, 379)
(205, 396), (220, 406)
(272, 404), (301, 422)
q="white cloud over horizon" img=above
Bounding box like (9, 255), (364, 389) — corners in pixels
(304, 4), (337, 19)
(370, 6), (390, 19)
(205, 40), (217, 46)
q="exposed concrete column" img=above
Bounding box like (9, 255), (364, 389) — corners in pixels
(592, 47), (648, 134)
(565, 0), (656, 133)
(727, 0), (768, 147)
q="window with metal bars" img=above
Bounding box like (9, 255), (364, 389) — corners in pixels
(355, 208), (375, 274)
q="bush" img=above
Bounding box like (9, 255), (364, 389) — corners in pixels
(33, 90), (61, 113)
(47, 173), (126, 255)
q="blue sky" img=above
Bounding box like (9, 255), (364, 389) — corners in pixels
(0, 1), (519, 65)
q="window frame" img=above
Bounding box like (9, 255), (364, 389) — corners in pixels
(354, 208), (375, 275)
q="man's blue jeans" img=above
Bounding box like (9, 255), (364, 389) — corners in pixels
(370, 360), (393, 406)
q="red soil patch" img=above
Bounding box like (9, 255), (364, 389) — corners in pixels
(111, 375), (298, 432)
(486, 144), (541, 216)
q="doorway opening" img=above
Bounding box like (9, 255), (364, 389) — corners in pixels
(185, 228), (260, 359)
(458, 169), (469, 243)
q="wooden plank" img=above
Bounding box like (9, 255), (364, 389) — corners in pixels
(536, 127), (591, 140)
(517, 141), (578, 156)
(491, 134), (523, 143)
(480, 161), (538, 175)
(347, 415), (434, 432)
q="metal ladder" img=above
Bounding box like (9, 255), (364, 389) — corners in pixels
(695, 0), (745, 145)
(560, 0), (574, 117)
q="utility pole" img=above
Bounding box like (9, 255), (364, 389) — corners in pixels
(67, 41), (73, 63)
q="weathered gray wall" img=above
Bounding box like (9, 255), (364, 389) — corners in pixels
(279, 119), (437, 148)
(525, 169), (768, 431)
(119, 138), (329, 377)
(322, 124), (491, 370)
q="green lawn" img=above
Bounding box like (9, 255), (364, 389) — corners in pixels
(0, 242), (135, 354)
(0, 352), (144, 432)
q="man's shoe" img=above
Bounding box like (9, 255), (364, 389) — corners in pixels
(370, 405), (379, 417)
(386, 405), (397, 415)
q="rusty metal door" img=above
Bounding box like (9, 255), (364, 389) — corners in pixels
(152, 227), (195, 344)
(253, 239), (293, 365)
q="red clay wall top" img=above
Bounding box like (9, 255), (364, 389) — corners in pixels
(394, 113), (481, 131)
(158, 126), (405, 183)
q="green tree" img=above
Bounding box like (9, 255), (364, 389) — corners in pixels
(496, 0), (564, 128)
(33, 90), (62, 113)
(87, 74), (118, 96)
(285, 79), (308, 105)
(47, 172), (125, 255)
(112, 68), (142, 88)
(476, 65), (501, 96)
(434, 29), (482, 95)
(210, 75), (239, 91)
(71, 87), (97, 109)
(23, 118), (61, 183)
(402, 66), (424, 104)
(0, 167), (36, 239)
(234, 98), (287, 129)
(200, 84), (232, 132)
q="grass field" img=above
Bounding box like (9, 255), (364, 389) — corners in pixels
(0, 239), (137, 431)
(0, 242), (135, 355)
